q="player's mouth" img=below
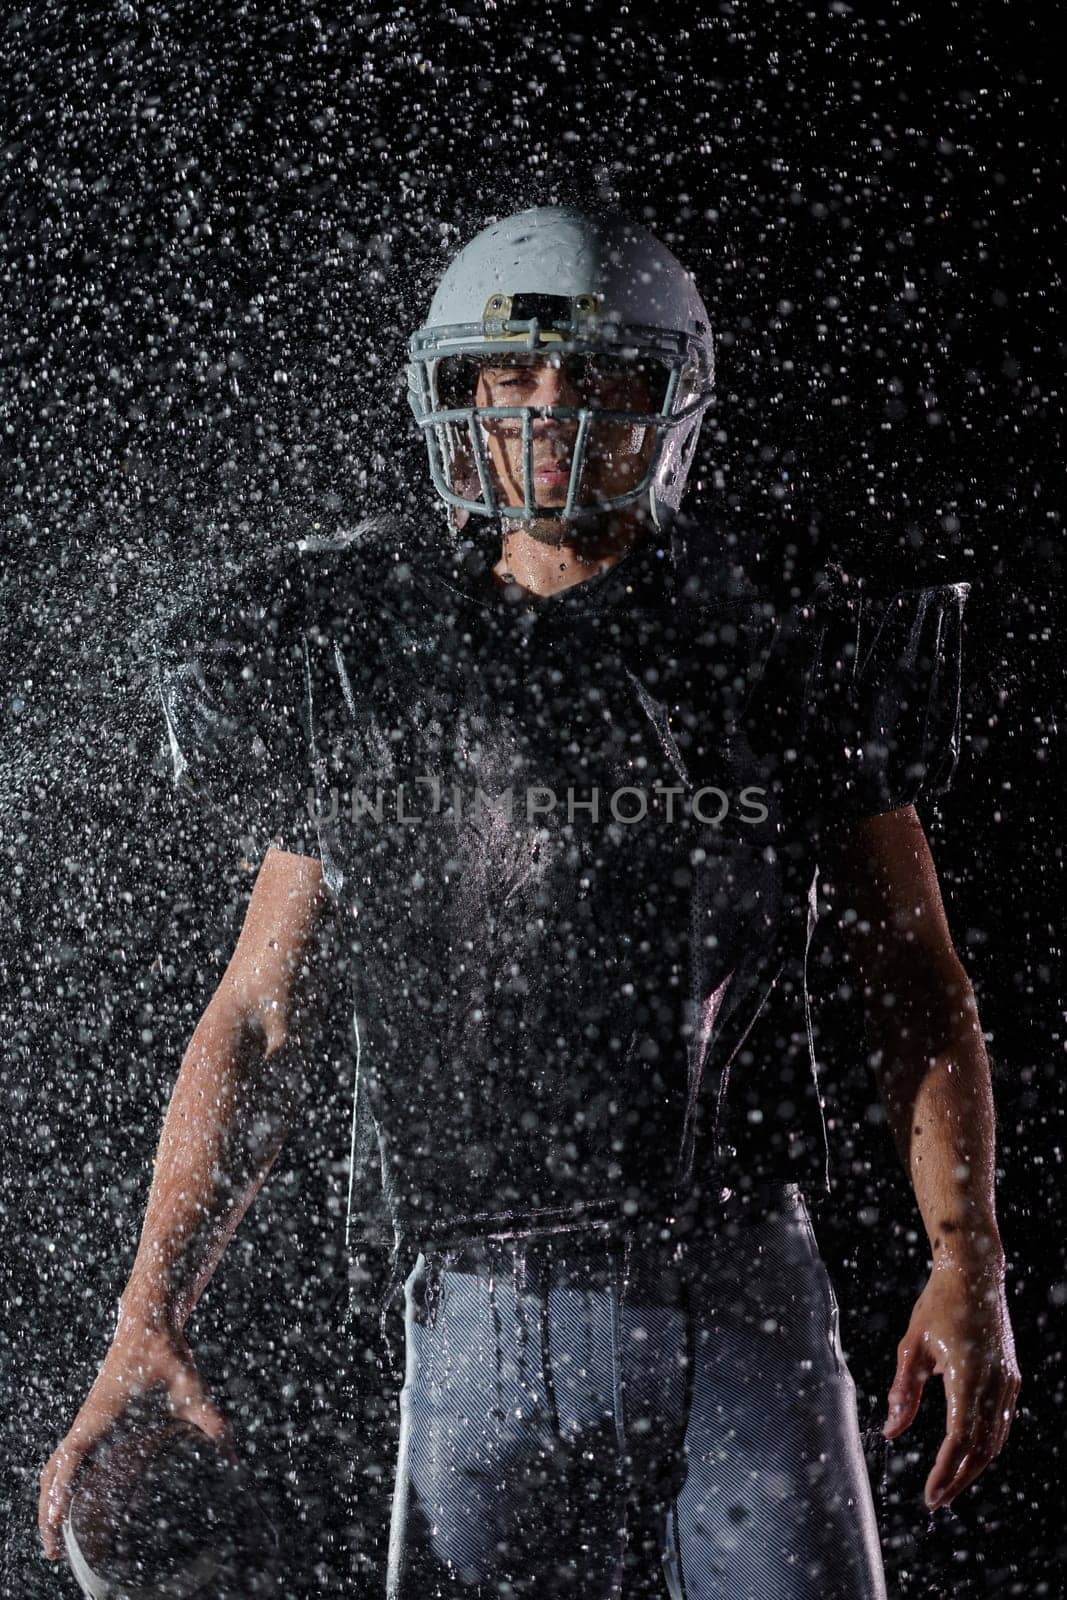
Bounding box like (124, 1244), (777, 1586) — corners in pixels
(533, 457), (573, 488)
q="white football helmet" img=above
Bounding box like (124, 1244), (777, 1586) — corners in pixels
(406, 205), (715, 532)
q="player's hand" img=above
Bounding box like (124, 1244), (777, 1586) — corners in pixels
(38, 1314), (238, 1561)
(883, 1253), (1020, 1510)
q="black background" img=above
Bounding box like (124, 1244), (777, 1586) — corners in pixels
(1, 3), (1061, 1595)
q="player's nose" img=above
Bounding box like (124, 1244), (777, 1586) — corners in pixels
(531, 361), (580, 409)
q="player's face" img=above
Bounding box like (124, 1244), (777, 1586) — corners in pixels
(471, 353), (661, 515)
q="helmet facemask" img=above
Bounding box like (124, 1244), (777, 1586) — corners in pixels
(407, 290), (714, 535)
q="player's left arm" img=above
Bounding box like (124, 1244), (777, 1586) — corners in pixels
(819, 802), (1021, 1511)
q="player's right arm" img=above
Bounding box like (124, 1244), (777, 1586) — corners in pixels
(38, 845), (327, 1560)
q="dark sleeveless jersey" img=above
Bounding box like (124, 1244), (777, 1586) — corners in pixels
(151, 512), (969, 1252)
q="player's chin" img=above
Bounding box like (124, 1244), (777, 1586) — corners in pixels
(529, 492), (571, 516)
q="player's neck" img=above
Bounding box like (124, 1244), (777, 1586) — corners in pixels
(492, 511), (651, 598)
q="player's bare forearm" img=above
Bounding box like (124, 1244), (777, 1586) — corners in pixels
(118, 998), (306, 1336)
(119, 849), (327, 1336)
(821, 806), (1003, 1258)
(866, 954), (1002, 1269)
